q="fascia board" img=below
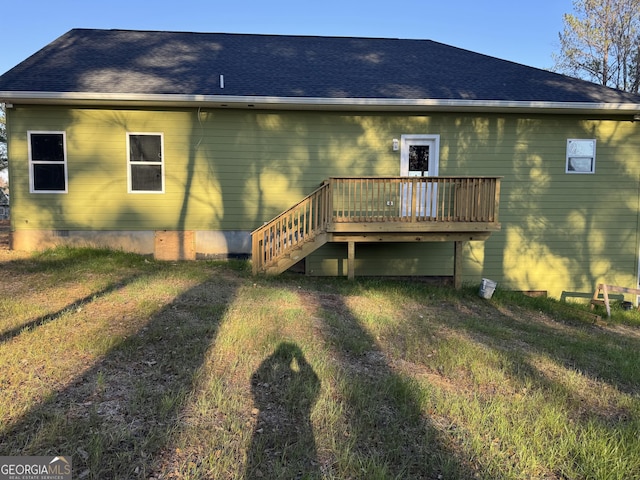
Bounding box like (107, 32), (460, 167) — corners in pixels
(2, 91), (640, 115)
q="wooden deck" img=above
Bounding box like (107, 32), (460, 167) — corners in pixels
(251, 177), (501, 284)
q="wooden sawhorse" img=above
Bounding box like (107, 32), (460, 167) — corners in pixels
(590, 284), (640, 318)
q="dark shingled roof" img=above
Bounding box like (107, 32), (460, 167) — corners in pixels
(1, 28), (640, 105)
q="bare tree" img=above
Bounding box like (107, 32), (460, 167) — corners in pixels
(554, 0), (640, 93)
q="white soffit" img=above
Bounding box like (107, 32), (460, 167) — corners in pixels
(2, 91), (640, 115)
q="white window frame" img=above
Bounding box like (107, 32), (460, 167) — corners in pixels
(127, 132), (165, 193)
(28, 131), (68, 194)
(566, 139), (596, 174)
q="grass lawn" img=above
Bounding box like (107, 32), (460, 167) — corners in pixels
(1, 246), (639, 479)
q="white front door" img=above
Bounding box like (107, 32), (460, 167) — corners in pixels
(400, 134), (440, 217)
(400, 134), (440, 177)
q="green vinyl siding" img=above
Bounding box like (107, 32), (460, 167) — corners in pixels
(457, 116), (640, 296)
(8, 107), (401, 232)
(306, 242), (454, 277)
(7, 105), (640, 298)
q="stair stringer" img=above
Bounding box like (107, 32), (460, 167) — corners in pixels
(261, 232), (329, 275)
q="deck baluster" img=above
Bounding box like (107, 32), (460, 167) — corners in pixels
(251, 176), (501, 275)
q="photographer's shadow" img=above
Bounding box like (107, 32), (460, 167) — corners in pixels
(246, 342), (320, 479)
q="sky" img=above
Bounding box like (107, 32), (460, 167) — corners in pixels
(1, 0), (575, 76)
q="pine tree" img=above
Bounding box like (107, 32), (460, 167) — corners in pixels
(554, 0), (640, 93)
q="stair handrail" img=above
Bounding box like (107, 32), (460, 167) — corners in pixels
(251, 181), (331, 274)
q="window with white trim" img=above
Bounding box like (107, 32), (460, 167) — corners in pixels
(566, 139), (596, 174)
(28, 131), (67, 193)
(127, 133), (164, 193)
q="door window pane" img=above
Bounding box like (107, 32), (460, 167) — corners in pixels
(409, 145), (429, 176)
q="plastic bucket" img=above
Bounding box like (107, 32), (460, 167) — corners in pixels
(479, 278), (497, 299)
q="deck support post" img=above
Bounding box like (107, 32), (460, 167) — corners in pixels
(347, 241), (355, 280)
(454, 241), (464, 290)
(251, 177), (500, 276)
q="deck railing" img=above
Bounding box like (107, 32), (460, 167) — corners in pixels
(331, 176), (501, 223)
(251, 182), (331, 274)
(251, 176), (501, 273)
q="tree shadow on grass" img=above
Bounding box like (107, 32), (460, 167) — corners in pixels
(299, 287), (476, 479)
(0, 274), (144, 344)
(423, 290), (640, 478)
(0, 248), (161, 341)
(452, 292), (640, 395)
(0, 262), (240, 479)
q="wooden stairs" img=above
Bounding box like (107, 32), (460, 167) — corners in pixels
(252, 181), (332, 275)
(251, 177), (501, 278)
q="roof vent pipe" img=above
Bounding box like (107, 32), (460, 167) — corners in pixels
(220, 75), (224, 89)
